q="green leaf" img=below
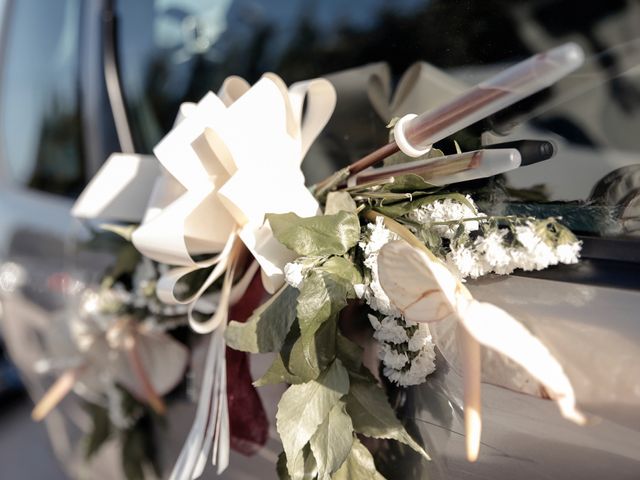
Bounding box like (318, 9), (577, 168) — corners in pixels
(226, 285), (299, 353)
(331, 438), (386, 480)
(288, 316), (338, 381)
(101, 244), (141, 290)
(268, 211), (361, 257)
(318, 257), (362, 291)
(336, 333), (363, 372)
(380, 174), (438, 193)
(85, 403), (112, 459)
(310, 400), (354, 480)
(325, 191), (357, 215)
(254, 353), (304, 387)
(276, 360), (350, 480)
(100, 223), (137, 242)
(297, 270), (349, 336)
(346, 379), (429, 460)
(280, 447), (318, 480)
(121, 427), (151, 480)
(277, 452), (292, 480)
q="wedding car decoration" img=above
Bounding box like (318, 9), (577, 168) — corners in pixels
(35, 43), (587, 479)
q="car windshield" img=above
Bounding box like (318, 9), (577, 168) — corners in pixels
(115, 0), (640, 241)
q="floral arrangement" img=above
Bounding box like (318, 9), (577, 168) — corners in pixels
(33, 44), (588, 480)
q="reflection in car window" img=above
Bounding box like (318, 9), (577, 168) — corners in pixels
(0, 0), (85, 198)
(116, 0), (640, 240)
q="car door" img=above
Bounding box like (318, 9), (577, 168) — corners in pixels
(0, 0), (125, 474)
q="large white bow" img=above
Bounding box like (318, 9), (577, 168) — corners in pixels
(73, 73), (336, 333)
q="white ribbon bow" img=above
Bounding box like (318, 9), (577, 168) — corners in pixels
(73, 73), (336, 333)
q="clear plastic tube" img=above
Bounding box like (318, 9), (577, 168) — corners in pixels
(352, 148), (521, 186)
(404, 43), (585, 149)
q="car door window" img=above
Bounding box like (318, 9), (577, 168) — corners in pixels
(0, 0), (84, 198)
(116, 0), (640, 248)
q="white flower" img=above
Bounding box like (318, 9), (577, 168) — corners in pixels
(409, 196), (482, 239)
(373, 315), (410, 344)
(359, 217), (402, 317)
(555, 242), (581, 264)
(379, 343), (409, 370)
(446, 245), (488, 279)
(284, 262), (306, 289)
(392, 348), (437, 387)
(407, 324), (433, 352)
(474, 230), (512, 273)
(361, 217), (437, 386)
(514, 224), (558, 270)
(353, 283), (366, 299)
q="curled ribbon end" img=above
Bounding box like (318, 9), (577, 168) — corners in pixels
(464, 407), (482, 462)
(558, 397), (587, 426)
(31, 367), (83, 422)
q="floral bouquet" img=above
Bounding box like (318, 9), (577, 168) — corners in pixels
(33, 43), (588, 480)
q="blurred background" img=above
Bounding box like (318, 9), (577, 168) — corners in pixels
(0, 0), (639, 478)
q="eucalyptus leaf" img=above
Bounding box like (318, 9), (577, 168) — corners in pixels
(100, 223), (138, 242)
(254, 353), (304, 387)
(121, 426), (155, 480)
(310, 401), (354, 480)
(331, 438), (386, 480)
(277, 452), (292, 480)
(288, 445), (319, 480)
(268, 211), (360, 257)
(101, 244), (141, 290)
(336, 333), (363, 372)
(288, 316), (337, 381)
(276, 360), (350, 480)
(380, 174), (438, 193)
(85, 403), (112, 459)
(226, 285), (298, 353)
(325, 191), (357, 215)
(346, 379), (430, 460)
(297, 270), (349, 336)
(318, 257), (362, 291)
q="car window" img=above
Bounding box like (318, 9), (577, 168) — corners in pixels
(116, 0), (640, 244)
(0, 0), (85, 197)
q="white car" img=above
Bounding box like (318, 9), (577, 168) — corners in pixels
(0, 0), (639, 479)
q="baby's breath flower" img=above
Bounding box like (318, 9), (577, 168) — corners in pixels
(359, 217), (402, 317)
(555, 242), (581, 264)
(408, 196), (482, 239)
(360, 218), (437, 386)
(407, 324), (433, 352)
(474, 230), (511, 273)
(379, 343), (409, 370)
(446, 245), (488, 279)
(515, 223), (558, 270)
(373, 315), (410, 344)
(284, 262), (306, 289)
